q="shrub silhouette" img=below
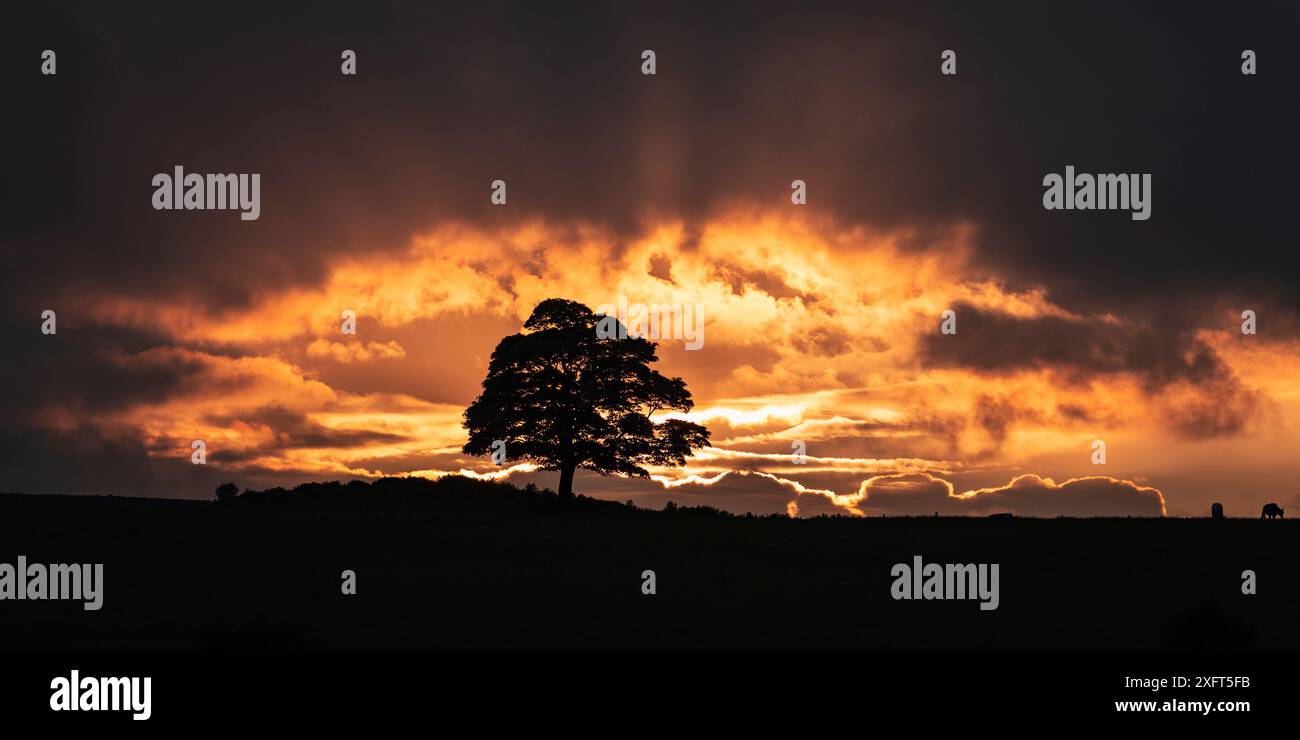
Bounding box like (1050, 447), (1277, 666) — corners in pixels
(213, 482), (240, 503)
(463, 298), (709, 498)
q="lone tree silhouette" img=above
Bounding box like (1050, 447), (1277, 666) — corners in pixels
(463, 298), (710, 498)
(213, 482), (239, 503)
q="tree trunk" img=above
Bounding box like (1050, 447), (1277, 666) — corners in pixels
(558, 464), (576, 498)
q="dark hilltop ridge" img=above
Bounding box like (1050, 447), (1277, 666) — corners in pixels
(0, 476), (1296, 650)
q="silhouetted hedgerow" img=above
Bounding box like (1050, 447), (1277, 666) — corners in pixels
(228, 474), (739, 519)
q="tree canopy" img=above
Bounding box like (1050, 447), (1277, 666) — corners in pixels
(463, 298), (710, 497)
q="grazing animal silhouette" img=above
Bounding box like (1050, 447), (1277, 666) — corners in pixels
(1261, 503), (1284, 519)
(1211, 502), (1224, 519)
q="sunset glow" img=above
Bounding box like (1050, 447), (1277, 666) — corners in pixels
(13, 211), (1296, 517)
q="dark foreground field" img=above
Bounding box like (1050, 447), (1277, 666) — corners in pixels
(0, 477), (1295, 650)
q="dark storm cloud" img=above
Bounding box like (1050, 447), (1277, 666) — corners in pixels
(0, 318), (201, 421)
(918, 303), (1264, 437)
(0, 314), (267, 496)
(861, 473), (1166, 518)
(4, 0), (1298, 315)
(201, 406), (410, 449)
(711, 262), (809, 301)
(919, 302), (1232, 388)
(973, 394), (1038, 445)
(974, 476), (1167, 518)
(0, 308), (368, 498)
(549, 469), (1167, 518)
(2, 0), (1297, 499)
(0, 425), (218, 497)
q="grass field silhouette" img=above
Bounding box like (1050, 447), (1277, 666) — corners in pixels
(1, 476), (1294, 650)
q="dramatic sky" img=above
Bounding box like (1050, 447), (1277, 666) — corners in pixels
(3, 1), (1299, 517)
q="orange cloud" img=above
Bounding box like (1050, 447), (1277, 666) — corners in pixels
(34, 209), (1295, 514)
